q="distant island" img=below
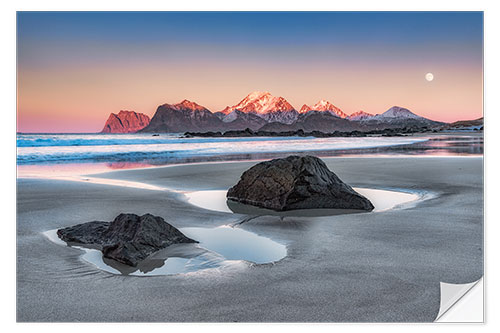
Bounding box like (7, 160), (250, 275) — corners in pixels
(100, 91), (482, 134)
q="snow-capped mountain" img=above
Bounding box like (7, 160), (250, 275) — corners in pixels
(353, 106), (443, 129)
(300, 100), (347, 118)
(172, 99), (208, 112)
(371, 106), (424, 121)
(261, 105), (442, 132)
(140, 100), (225, 133)
(347, 111), (375, 121)
(300, 104), (312, 113)
(220, 91), (298, 124)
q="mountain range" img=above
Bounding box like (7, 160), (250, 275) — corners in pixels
(101, 91), (444, 134)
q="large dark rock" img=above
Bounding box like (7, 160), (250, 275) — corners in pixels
(226, 155), (374, 211)
(57, 213), (197, 266)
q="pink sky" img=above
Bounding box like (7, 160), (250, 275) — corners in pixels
(17, 61), (483, 133)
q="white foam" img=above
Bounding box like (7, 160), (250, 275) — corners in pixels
(17, 133), (429, 165)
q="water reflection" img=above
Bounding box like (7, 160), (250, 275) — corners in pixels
(181, 226), (287, 264)
(43, 225), (287, 276)
(333, 136), (483, 157)
(185, 188), (423, 216)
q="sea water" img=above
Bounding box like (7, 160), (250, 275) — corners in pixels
(17, 133), (430, 165)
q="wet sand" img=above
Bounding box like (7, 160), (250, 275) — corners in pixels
(16, 156), (483, 322)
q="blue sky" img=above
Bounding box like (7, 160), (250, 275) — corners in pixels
(18, 11), (483, 67)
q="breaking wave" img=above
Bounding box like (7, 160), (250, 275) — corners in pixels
(17, 133), (429, 165)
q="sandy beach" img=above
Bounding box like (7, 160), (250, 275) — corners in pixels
(16, 156), (483, 322)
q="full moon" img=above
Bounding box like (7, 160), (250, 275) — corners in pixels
(425, 72), (434, 82)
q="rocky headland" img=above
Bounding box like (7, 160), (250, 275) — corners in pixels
(101, 111), (150, 133)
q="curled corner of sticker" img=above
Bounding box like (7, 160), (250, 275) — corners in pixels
(435, 278), (483, 322)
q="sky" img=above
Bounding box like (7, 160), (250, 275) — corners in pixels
(17, 11), (483, 133)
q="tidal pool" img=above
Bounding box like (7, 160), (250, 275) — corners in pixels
(42, 187), (427, 276)
(184, 187), (424, 216)
(43, 225), (286, 276)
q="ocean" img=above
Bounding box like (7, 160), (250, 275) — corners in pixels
(16, 133), (433, 165)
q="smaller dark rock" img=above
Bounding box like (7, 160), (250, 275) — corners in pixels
(57, 213), (197, 267)
(57, 221), (109, 245)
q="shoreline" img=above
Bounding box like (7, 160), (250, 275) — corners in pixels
(16, 155), (482, 196)
(17, 152), (483, 182)
(17, 132), (483, 171)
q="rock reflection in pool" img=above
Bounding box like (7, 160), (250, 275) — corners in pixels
(95, 244), (225, 276)
(43, 226), (286, 276)
(185, 188), (421, 216)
